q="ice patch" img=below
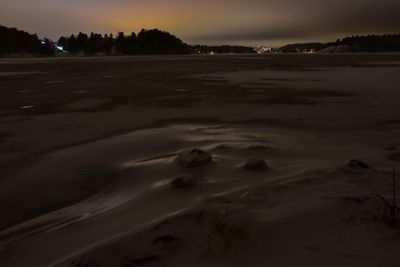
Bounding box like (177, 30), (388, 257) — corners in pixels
(20, 105), (35, 109)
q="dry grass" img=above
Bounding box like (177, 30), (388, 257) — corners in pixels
(202, 209), (254, 257)
(369, 166), (400, 227)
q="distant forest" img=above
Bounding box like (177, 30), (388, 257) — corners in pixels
(0, 25), (256, 57)
(338, 34), (400, 52)
(280, 34), (400, 53)
(58, 29), (191, 55)
(2, 25), (400, 56)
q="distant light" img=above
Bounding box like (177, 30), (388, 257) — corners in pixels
(56, 46), (64, 51)
(41, 41), (46, 44)
(254, 46), (272, 54)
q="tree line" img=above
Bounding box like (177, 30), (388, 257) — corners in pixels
(337, 34), (400, 52)
(58, 31), (257, 55)
(58, 29), (191, 55)
(279, 34), (400, 53)
(5, 24), (399, 56)
(0, 25), (258, 57)
(0, 25), (54, 56)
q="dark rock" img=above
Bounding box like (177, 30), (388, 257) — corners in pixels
(170, 175), (197, 188)
(177, 149), (212, 168)
(244, 158), (268, 171)
(348, 160), (369, 169)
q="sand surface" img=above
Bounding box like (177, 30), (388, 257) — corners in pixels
(1, 54), (400, 266)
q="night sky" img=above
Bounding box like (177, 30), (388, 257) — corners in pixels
(2, 0), (400, 46)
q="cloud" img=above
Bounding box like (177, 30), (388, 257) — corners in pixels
(187, 0), (400, 45)
(1, 0), (399, 46)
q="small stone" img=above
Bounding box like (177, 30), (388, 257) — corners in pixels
(348, 160), (369, 169)
(170, 176), (197, 188)
(244, 158), (268, 171)
(177, 149), (212, 168)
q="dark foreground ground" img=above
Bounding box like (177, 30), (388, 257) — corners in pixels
(1, 54), (400, 267)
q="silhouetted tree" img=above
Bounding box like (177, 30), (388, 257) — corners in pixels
(103, 34), (114, 55)
(115, 32), (126, 54)
(86, 32), (104, 55)
(127, 32), (138, 54)
(76, 32), (88, 54)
